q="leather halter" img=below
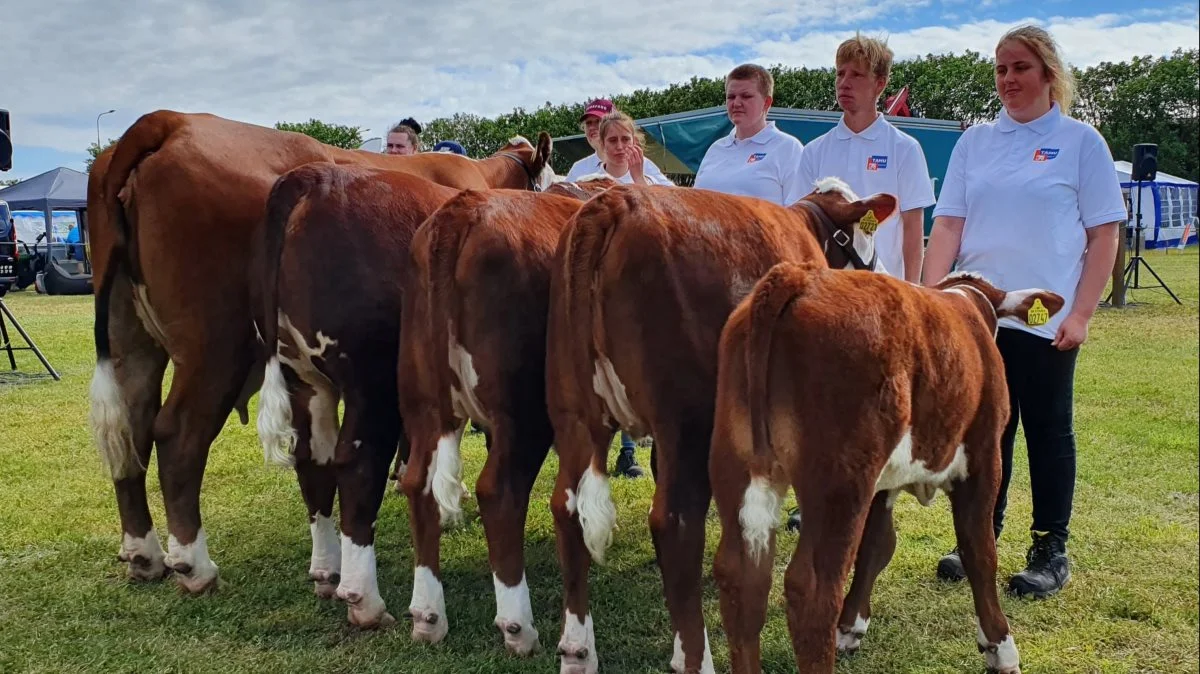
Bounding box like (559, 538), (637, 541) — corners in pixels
(793, 199), (878, 271)
(496, 151), (543, 192)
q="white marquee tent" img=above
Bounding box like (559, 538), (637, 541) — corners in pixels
(1114, 160), (1198, 249)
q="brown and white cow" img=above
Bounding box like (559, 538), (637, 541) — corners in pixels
(396, 176), (616, 653)
(710, 262), (1064, 674)
(253, 163), (475, 627)
(88, 109), (552, 593)
(544, 178), (896, 674)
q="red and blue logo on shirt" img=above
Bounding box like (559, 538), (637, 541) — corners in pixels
(866, 155), (888, 171)
(1033, 148), (1060, 161)
(746, 152), (767, 164)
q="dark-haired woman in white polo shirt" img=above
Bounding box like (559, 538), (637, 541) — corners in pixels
(922, 25), (1126, 600)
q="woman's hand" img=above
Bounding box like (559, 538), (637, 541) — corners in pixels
(1052, 312), (1089, 350)
(627, 145), (646, 183)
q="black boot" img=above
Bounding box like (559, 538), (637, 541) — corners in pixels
(1007, 531), (1070, 599)
(936, 547), (966, 582)
(614, 447), (645, 478)
(785, 507), (802, 533)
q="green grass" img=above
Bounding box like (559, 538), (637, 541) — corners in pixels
(1, 249), (1197, 674)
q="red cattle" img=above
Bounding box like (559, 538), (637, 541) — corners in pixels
(396, 176), (616, 652)
(544, 178), (895, 674)
(710, 262), (1063, 673)
(88, 109), (552, 593)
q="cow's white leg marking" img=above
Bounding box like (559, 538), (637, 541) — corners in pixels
(740, 476), (781, 564)
(494, 573), (539, 655)
(308, 514), (341, 598)
(577, 466), (616, 563)
(558, 610), (597, 674)
(335, 535), (390, 627)
(977, 620), (1021, 673)
(409, 565), (448, 643)
(165, 529), (219, 593)
(837, 613), (871, 653)
(118, 529), (167, 581)
(671, 630), (716, 674)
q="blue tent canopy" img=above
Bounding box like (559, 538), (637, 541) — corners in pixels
(0, 167), (89, 266)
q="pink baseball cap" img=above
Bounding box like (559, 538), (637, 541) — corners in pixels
(580, 98), (614, 121)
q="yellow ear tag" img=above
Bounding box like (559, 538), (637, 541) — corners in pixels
(1027, 298), (1049, 326)
(858, 209), (879, 234)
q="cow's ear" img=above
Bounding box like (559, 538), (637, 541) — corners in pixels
(850, 193), (898, 235)
(997, 289), (1065, 325)
(536, 131), (553, 166)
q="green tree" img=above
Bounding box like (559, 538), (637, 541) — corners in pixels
(1076, 49), (1198, 181)
(274, 119), (366, 149)
(84, 138), (119, 173)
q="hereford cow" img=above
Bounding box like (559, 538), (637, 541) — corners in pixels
(710, 262), (1063, 674)
(88, 109), (553, 594)
(545, 178), (895, 674)
(396, 176), (616, 653)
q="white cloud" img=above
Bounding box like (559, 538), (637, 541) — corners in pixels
(3, 0), (1197, 156)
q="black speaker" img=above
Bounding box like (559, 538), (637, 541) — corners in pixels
(1131, 143), (1157, 182)
(0, 109), (11, 172)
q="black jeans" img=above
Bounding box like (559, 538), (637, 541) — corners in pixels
(993, 327), (1079, 541)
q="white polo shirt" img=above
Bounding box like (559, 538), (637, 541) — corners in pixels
(565, 152), (673, 185)
(797, 114), (935, 279)
(933, 103), (1127, 339)
(693, 122), (806, 206)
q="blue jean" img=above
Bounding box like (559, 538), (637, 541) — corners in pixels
(619, 431), (636, 451)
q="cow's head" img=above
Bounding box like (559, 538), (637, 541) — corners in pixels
(795, 177), (897, 272)
(494, 132), (556, 191)
(936, 271), (1066, 336)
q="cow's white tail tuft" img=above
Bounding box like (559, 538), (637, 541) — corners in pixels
(433, 432), (468, 526)
(739, 476), (781, 564)
(257, 357), (296, 466)
(577, 466), (617, 563)
(90, 360), (143, 480)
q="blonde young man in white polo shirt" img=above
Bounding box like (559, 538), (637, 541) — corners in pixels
(694, 63), (807, 206)
(797, 36), (934, 282)
(923, 26), (1125, 601)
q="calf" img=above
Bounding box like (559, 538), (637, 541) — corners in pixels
(255, 163), (460, 626)
(710, 262), (1063, 673)
(545, 178), (895, 674)
(397, 177), (615, 653)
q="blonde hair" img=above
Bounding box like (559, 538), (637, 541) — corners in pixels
(997, 25), (1076, 114)
(836, 34), (894, 80)
(726, 63), (774, 99)
(387, 122), (421, 151)
(599, 111), (645, 150)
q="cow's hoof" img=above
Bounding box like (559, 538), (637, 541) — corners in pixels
(498, 620), (539, 656)
(836, 627), (866, 654)
(310, 571), (340, 600)
(338, 589), (392, 628)
(123, 553), (168, 582)
(557, 644), (597, 674)
(171, 564), (219, 594)
(410, 609), (449, 643)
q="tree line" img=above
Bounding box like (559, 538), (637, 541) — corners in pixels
(84, 49), (1197, 182)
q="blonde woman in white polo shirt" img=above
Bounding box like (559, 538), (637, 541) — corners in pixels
(922, 25), (1125, 600)
(693, 63), (807, 206)
(597, 111), (675, 186)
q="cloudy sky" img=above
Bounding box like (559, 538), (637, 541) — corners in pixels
(3, 0), (1197, 181)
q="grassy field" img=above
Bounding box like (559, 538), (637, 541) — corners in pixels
(0, 249), (1196, 674)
